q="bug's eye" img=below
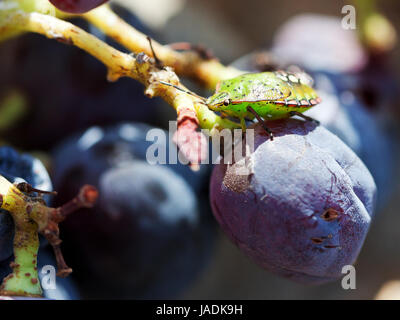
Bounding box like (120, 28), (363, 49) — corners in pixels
(223, 99), (231, 106)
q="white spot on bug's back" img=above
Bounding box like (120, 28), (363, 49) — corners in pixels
(251, 83), (269, 98)
(288, 75), (299, 83)
(297, 72), (314, 86)
(77, 127), (104, 150)
(277, 75), (288, 82)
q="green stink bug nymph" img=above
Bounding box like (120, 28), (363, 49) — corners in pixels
(146, 35), (321, 139)
(160, 70), (321, 140)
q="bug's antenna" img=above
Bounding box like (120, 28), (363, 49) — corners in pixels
(158, 81), (207, 102)
(146, 36), (164, 69)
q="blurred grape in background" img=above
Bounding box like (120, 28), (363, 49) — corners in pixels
(51, 123), (216, 299)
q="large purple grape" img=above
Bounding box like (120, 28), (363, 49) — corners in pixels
(210, 120), (376, 284)
(49, 0), (109, 14)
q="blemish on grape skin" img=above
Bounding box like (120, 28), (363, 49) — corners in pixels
(324, 245), (341, 249)
(311, 237), (324, 244)
(321, 208), (339, 221)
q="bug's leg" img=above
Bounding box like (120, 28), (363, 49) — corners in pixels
(219, 111), (230, 119)
(288, 111), (320, 125)
(246, 106), (274, 140)
(240, 117), (247, 132)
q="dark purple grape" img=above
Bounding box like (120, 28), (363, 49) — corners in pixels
(210, 120), (376, 284)
(49, 0), (109, 14)
(0, 147), (52, 262)
(51, 123), (216, 299)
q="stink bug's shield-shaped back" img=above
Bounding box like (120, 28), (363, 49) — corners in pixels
(243, 83), (291, 102)
(207, 73), (292, 108)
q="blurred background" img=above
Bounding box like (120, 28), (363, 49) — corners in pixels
(1, 0), (400, 299)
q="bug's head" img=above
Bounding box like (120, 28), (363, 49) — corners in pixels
(206, 91), (232, 110)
